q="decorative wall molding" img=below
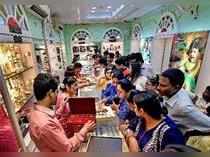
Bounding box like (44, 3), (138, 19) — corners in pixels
(175, 3), (200, 20)
(103, 27), (123, 42)
(156, 11), (177, 35)
(71, 29), (92, 43)
(132, 24), (143, 40)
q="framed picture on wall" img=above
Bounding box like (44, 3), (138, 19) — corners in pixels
(169, 31), (209, 93)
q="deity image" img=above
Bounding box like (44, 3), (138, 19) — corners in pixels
(169, 32), (208, 93)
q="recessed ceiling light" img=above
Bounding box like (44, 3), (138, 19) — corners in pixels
(92, 7), (96, 10)
(91, 10), (96, 13)
(107, 6), (112, 9)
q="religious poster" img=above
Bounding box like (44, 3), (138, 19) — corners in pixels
(140, 37), (153, 64)
(169, 32), (209, 93)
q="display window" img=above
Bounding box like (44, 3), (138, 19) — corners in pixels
(102, 42), (123, 54)
(48, 43), (66, 73)
(55, 44), (66, 70)
(34, 44), (50, 73)
(102, 28), (123, 55)
(140, 37), (153, 64)
(0, 43), (36, 112)
(169, 32), (209, 93)
(71, 30), (95, 69)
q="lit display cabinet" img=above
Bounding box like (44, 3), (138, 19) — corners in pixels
(0, 43), (36, 112)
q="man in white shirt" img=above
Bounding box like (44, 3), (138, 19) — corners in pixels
(158, 68), (210, 134)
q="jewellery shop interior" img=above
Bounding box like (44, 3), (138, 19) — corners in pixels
(1, 0), (210, 153)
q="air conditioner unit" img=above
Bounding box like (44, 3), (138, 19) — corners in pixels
(28, 5), (48, 18)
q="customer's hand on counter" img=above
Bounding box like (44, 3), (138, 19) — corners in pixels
(96, 99), (106, 106)
(83, 120), (96, 133)
(111, 103), (119, 112)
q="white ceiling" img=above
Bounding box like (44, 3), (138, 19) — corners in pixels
(5, 0), (176, 24)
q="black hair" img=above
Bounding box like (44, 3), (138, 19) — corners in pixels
(115, 51), (120, 55)
(73, 62), (82, 69)
(92, 54), (96, 59)
(108, 64), (116, 71)
(148, 74), (159, 86)
(115, 56), (129, 67)
(113, 96), (121, 105)
(130, 63), (141, 82)
(33, 73), (58, 101)
(108, 53), (115, 59)
(135, 53), (144, 63)
(64, 65), (75, 77)
(161, 68), (185, 88)
(206, 106), (210, 117)
(118, 78), (136, 93)
(127, 89), (141, 104)
(104, 66), (113, 74)
(115, 51), (121, 58)
(128, 53), (144, 64)
(103, 50), (109, 56)
(92, 54), (101, 60)
(206, 86), (210, 92)
(134, 91), (162, 120)
(53, 75), (60, 83)
(99, 57), (108, 66)
(72, 55), (80, 64)
(62, 77), (77, 92)
(112, 69), (124, 81)
(63, 77), (77, 87)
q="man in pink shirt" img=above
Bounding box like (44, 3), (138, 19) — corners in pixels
(27, 73), (95, 152)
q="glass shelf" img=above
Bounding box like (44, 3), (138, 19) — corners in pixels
(4, 66), (33, 80)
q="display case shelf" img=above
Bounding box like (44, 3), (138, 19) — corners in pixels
(5, 66), (33, 80)
(15, 94), (33, 113)
(0, 43), (36, 114)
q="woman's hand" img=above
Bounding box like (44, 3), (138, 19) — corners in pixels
(111, 104), (117, 111)
(124, 129), (139, 152)
(111, 102), (119, 111)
